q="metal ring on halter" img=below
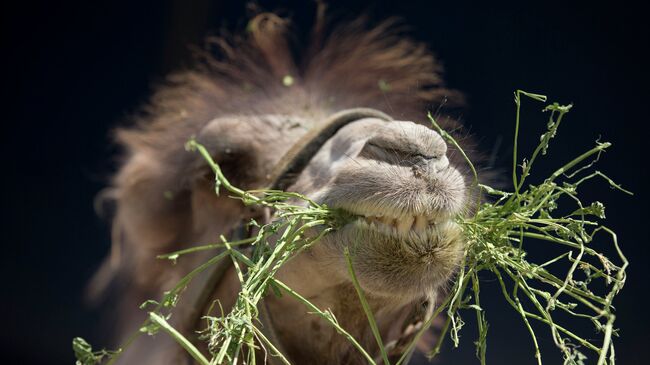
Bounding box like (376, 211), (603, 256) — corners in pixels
(178, 108), (407, 364)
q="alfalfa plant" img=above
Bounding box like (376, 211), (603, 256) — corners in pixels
(411, 90), (631, 365)
(73, 90), (630, 365)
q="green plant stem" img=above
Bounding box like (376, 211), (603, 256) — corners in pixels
(158, 237), (258, 259)
(149, 312), (210, 365)
(344, 247), (391, 365)
(512, 90), (547, 198)
(471, 272), (487, 365)
(548, 143), (611, 183)
(273, 279), (377, 365)
(394, 290), (456, 365)
(252, 326), (292, 365)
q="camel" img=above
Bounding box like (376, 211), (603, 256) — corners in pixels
(91, 9), (481, 365)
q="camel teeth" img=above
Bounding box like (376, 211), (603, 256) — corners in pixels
(414, 215), (428, 232)
(380, 216), (393, 225)
(358, 211), (450, 237)
(397, 216), (414, 235)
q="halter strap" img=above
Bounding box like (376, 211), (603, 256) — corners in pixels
(266, 107), (392, 191)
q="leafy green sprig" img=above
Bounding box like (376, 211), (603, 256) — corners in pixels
(426, 90), (631, 365)
(73, 91), (630, 365)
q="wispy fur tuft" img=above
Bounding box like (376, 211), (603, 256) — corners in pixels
(117, 11), (461, 157)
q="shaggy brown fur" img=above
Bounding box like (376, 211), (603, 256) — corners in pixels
(94, 8), (478, 365)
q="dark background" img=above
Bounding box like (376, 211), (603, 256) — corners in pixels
(2, 1), (648, 364)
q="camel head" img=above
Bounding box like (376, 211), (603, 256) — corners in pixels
(96, 10), (480, 364)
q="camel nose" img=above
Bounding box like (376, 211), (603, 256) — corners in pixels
(358, 121), (450, 172)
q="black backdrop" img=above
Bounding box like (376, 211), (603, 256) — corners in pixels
(2, 1), (648, 364)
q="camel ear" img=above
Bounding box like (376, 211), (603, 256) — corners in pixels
(87, 148), (193, 305)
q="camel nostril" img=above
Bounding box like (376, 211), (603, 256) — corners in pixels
(358, 121), (450, 170)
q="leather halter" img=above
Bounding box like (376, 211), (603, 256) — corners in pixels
(181, 108), (403, 364)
